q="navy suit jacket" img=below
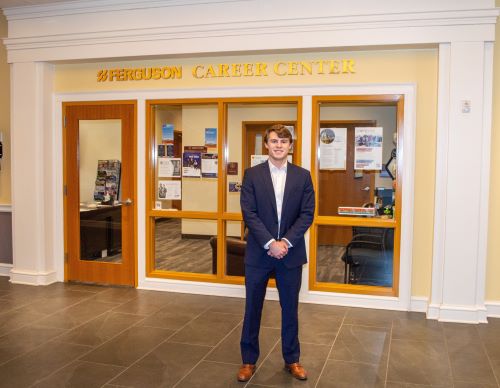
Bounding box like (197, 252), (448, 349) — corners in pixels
(240, 162), (315, 269)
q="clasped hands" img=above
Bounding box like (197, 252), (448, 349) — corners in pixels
(267, 240), (289, 259)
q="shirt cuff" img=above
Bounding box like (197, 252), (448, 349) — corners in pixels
(264, 239), (276, 249)
(282, 238), (293, 248)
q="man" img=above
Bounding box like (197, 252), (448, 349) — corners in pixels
(237, 124), (315, 382)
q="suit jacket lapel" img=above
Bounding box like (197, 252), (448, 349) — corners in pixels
(260, 162), (278, 221)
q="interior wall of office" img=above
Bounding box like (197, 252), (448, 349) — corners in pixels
(486, 0), (500, 302)
(79, 120), (121, 203)
(55, 48), (438, 298)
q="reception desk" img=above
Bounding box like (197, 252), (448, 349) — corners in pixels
(80, 205), (122, 260)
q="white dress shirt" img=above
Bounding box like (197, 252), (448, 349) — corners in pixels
(264, 160), (292, 249)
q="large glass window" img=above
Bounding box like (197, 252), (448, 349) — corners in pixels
(310, 96), (403, 296)
(147, 98), (300, 283)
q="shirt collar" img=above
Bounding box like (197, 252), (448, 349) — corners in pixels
(268, 159), (288, 173)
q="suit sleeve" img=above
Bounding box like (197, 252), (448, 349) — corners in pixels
(240, 169), (275, 247)
(282, 171), (315, 247)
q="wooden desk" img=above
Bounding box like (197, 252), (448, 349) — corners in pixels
(80, 205), (122, 260)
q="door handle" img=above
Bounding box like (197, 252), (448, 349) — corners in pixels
(118, 198), (133, 206)
(361, 186), (370, 191)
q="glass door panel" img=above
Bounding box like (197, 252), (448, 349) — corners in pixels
(79, 119), (123, 263)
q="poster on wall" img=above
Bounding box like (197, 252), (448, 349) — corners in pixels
(227, 162), (238, 175)
(354, 127), (383, 170)
(229, 182), (242, 192)
(201, 153), (218, 178)
(158, 157), (181, 177)
(205, 128), (217, 148)
(162, 124), (174, 144)
(319, 127), (347, 170)
(182, 151), (202, 177)
(157, 144), (166, 157)
(158, 180), (182, 200)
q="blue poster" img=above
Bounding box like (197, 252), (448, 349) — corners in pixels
(162, 123), (174, 144)
(205, 127), (217, 147)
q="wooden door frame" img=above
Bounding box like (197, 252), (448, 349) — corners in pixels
(309, 95), (404, 297)
(63, 100), (138, 286)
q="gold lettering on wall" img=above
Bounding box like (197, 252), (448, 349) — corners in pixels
(97, 66), (183, 82)
(96, 59), (355, 82)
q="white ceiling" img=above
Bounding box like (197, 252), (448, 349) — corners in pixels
(0, 0), (73, 9)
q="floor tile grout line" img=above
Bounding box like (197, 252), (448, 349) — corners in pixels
(0, 289), (105, 336)
(441, 322), (456, 387)
(313, 307), (348, 388)
(245, 333), (282, 387)
(171, 314), (246, 388)
(475, 324), (500, 388)
(100, 303), (214, 388)
(26, 307), (153, 388)
(383, 317), (394, 387)
(0, 299), (131, 368)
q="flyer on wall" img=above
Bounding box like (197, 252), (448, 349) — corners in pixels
(204, 128), (217, 148)
(319, 127), (347, 170)
(201, 153), (218, 177)
(182, 151), (202, 177)
(158, 180), (182, 200)
(162, 123), (174, 144)
(158, 157), (181, 177)
(354, 127), (383, 170)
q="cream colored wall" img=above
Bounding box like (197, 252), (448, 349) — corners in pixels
(0, 13), (10, 204)
(79, 120), (121, 203)
(486, 0), (500, 301)
(55, 48), (438, 298)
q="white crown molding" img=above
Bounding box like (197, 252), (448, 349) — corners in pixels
(2, 0), (247, 19)
(3, 5), (498, 63)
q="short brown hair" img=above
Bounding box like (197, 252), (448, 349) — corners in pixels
(264, 124), (293, 144)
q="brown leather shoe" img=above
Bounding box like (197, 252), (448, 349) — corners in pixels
(237, 364), (256, 382)
(285, 362), (308, 380)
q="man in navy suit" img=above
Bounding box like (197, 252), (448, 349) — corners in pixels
(237, 124), (315, 382)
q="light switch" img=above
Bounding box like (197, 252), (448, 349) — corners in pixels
(461, 100), (471, 114)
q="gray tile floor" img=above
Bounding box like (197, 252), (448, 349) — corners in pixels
(0, 276), (499, 388)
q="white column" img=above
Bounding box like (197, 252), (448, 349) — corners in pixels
(429, 42), (493, 323)
(10, 61), (56, 285)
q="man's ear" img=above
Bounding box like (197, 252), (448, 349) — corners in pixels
(264, 142), (269, 150)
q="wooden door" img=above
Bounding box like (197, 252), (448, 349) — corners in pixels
(64, 102), (136, 286)
(318, 121), (376, 245)
(243, 121), (296, 170)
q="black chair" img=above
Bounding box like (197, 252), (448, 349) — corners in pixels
(341, 227), (389, 284)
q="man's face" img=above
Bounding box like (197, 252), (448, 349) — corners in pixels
(265, 131), (291, 165)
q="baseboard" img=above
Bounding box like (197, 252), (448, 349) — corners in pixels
(9, 269), (58, 285)
(0, 263), (12, 277)
(427, 303), (488, 323)
(485, 301), (500, 318)
(410, 296), (428, 312)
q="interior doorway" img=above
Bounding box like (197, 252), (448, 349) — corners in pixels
(63, 102), (137, 286)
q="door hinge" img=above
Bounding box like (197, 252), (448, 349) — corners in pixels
(64, 252), (68, 262)
(63, 115), (66, 128)
(63, 185), (67, 196)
